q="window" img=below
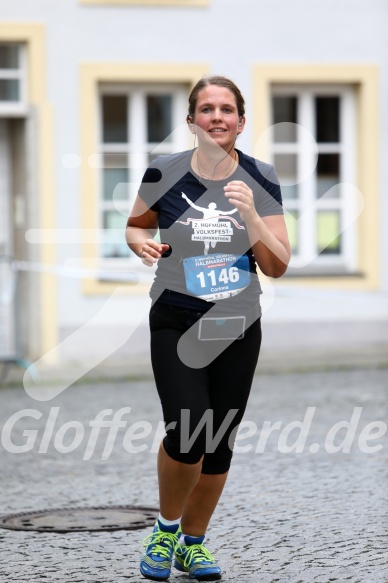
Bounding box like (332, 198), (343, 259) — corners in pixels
(0, 43), (27, 115)
(99, 84), (187, 261)
(271, 85), (357, 274)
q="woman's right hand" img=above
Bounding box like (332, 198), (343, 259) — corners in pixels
(140, 239), (170, 266)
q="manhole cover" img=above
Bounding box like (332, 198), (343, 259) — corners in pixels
(0, 505), (158, 533)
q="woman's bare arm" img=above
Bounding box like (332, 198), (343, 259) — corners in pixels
(224, 180), (291, 277)
(126, 196), (169, 266)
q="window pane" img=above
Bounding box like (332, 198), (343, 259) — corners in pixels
(316, 97), (340, 143)
(147, 95), (172, 143)
(102, 95), (128, 143)
(103, 154), (129, 201)
(0, 45), (19, 69)
(0, 79), (19, 102)
(102, 210), (130, 258)
(285, 210), (299, 254)
(272, 96), (297, 142)
(317, 153), (340, 198)
(317, 210), (341, 254)
(274, 153), (298, 199)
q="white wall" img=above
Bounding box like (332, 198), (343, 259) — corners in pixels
(0, 0), (387, 356)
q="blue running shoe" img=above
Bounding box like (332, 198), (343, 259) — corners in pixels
(140, 520), (180, 581)
(174, 535), (222, 581)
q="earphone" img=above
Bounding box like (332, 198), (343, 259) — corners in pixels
(187, 116), (195, 132)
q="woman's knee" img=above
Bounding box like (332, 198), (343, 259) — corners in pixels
(162, 421), (208, 465)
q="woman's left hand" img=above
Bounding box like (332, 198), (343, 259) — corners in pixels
(224, 180), (257, 224)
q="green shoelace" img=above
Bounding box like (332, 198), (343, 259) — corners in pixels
(142, 530), (179, 559)
(180, 543), (216, 569)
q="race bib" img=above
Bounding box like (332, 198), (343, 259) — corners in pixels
(183, 253), (251, 301)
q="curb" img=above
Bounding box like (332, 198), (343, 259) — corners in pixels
(1, 344), (387, 387)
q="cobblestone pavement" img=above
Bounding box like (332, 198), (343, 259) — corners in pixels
(0, 366), (387, 582)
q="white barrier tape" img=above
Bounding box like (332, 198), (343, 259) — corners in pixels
(2, 259), (387, 302)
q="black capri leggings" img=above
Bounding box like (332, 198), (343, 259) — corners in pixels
(150, 301), (262, 474)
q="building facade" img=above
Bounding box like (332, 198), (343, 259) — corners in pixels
(0, 0), (387, 371)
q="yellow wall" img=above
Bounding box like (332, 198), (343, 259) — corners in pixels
(0, 23), (57, 360)
(253, 64), (380, 290)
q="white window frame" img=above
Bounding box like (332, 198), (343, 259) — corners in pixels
(97, 83), (187, 275)
(271, 84), (357, 275)
(0, 43), (28, 116)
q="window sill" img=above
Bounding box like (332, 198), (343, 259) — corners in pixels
(283, 267), (365, 279)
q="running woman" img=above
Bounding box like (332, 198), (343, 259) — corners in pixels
(126, 75), (290, 581)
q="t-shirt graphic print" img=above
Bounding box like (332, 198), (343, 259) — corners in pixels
(178, 192), (245, 256)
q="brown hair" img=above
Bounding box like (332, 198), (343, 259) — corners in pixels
(188, 75), (246, 119)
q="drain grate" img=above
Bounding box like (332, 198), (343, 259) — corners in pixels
(0, 505), (158, 533)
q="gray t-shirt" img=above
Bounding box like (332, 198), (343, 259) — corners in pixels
(138, 148), (283, 315)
